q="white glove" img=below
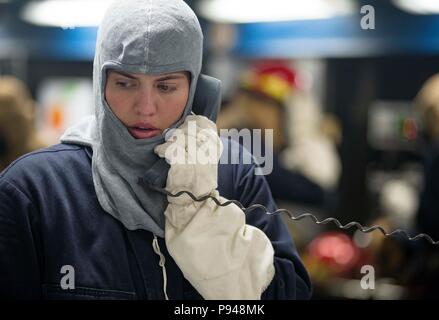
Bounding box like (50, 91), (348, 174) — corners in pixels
(155, 115), (222, 203)
(154, 115), (275, 300)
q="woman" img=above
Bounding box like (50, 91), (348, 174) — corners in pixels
(0, 0), (311, 299)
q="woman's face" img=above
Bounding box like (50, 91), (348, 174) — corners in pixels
(105, 70), (190, 139)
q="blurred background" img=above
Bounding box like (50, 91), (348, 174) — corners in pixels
(1, 0), (439, 299)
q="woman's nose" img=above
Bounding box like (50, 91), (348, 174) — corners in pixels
(134, 87), (158, 116)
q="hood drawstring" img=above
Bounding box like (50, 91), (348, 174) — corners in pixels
(152, 234), (169, 300)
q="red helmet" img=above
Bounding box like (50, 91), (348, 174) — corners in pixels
(240, 60), (297, 103)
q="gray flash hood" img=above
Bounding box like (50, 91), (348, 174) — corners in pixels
(61, 0), (221, 238)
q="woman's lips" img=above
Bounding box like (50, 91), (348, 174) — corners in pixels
(127, 127), (161, 139)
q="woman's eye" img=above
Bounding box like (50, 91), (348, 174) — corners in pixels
(115, 80), (136, 88)
(157, 83), (176, 93)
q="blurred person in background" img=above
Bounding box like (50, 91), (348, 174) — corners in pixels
(403, 74), (439, 298)
(217, 61), (341, 209)
(0, 76), (46, 171)
(414, 74), (439, 241)
(366, 73), (439, 299)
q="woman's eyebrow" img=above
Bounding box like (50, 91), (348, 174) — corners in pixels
(112, 71), (138, 79)
(156, 74), (186, 81)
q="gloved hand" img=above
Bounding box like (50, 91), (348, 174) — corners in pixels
(154, 114), (223, 205)
(154, 114), (275, 300)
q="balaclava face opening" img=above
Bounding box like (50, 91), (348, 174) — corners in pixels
(96, 0), (203, 156)
(61, 0), (204, 237)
